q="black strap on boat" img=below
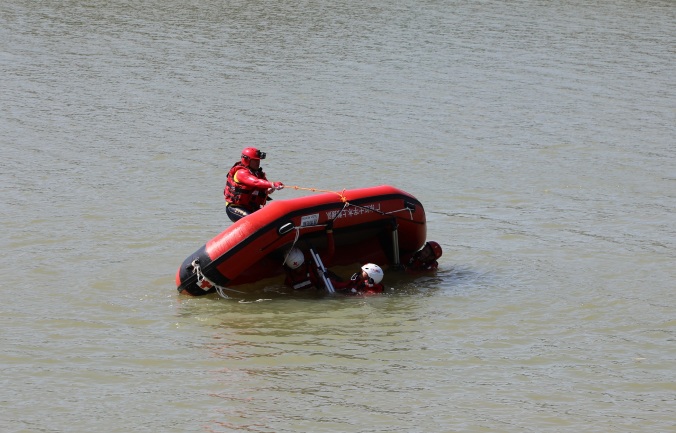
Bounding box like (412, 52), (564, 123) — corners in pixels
(390, 220), (401, 268)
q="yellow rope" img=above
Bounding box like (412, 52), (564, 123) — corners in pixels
(288, 186), (348, 202)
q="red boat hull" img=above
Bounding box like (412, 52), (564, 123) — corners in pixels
(175, 185), (426, 295)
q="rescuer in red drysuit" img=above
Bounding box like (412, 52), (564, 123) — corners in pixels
(330, 263), (385, 296)
(283, 222), (336, 291)
(224, 147), (284, 222)
(405, 241), (442, 272)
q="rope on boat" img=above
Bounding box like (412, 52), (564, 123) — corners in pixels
(288, 186), (414, 220)
(341, 202), (415, 221)
(287, 185), (416, 223)
(281, 226), (303, 266)
(278, 188), (416, 269)
(190, 258), (245, 299)
(386, 207), (415, 220)
(288, 185), (348, 202)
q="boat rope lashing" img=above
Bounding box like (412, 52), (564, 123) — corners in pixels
(215, 286), (231, 299)
(190, 259), (216, 292)
(386, 207), (415, 220)
(190, 259), (245, 298)
(282, 227), (303, 266)
(325, 201), (350, 224)
(342, 202), (415, 221)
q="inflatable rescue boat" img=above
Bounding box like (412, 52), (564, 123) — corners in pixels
(175, 185), (426, 295)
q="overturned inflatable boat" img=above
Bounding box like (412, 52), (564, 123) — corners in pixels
(175, 185), (427, 295)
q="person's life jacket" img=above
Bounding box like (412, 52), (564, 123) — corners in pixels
(406, 257), (439, 271)
(224, 162), (268, 209)
(285, 263), (319, 290)
(284, 232), (335, 291)
(334, 275), (384, 296)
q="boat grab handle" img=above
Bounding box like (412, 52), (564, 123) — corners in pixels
(278, 222), (295, 235)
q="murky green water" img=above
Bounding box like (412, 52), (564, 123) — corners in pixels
(1, 0), (674, 431)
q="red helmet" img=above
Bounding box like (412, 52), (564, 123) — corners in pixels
(241, 147), (266, 167)
(426, 241), (443, 259)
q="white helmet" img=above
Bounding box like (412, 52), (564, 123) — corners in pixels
(284, 248), (305, 269)
(361, 263), (384, 284)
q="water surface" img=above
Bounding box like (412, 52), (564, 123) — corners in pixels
(1, 0), (674, 432)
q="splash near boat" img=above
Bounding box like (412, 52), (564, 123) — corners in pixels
(175, 185), (426, 296)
